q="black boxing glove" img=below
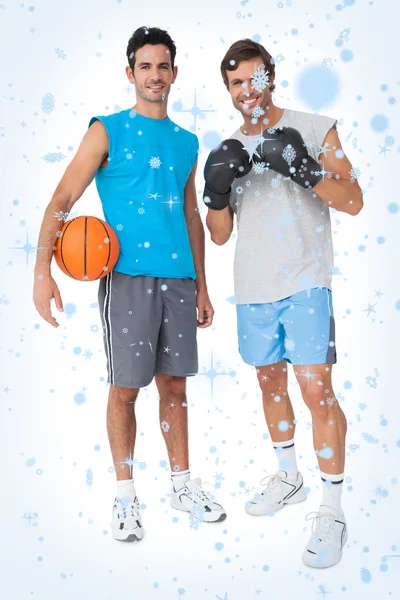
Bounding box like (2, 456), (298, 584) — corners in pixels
(254, 126), (322, 189)
(203, 139), (252, 210)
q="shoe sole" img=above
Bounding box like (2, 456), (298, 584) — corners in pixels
(170, 502), (227, 523)
(302, 530), (348, 568)
(245, 490), (307, 516)
(113, 533), (143, 543)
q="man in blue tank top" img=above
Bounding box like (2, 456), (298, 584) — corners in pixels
(33, 26), (226, 542)
(204, 39), (363, 568)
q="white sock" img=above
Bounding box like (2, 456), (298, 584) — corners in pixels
(116, 478), (136, 501)
(320, 471), (344, 513)
(171, 469), (191, 492)
(273, 438), (298, 480)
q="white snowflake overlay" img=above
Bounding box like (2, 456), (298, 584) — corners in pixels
(282, 144), (296, 166)
(149, 156), (162, 169)
(251, 64), (270, 93)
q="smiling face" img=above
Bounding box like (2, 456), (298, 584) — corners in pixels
(127, 43), (177, 104)
(226, 56), (274, 118)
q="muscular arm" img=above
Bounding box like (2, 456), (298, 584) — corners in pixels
(33, 120), (108, 326)
(184, 161), (207, 291)
(205, 204), (235, 246)
(313, 127), (363, 216)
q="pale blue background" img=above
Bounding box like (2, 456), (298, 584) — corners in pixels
(1, 0), (399, 598)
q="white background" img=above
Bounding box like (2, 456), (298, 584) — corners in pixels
(1, 0), (399, 598)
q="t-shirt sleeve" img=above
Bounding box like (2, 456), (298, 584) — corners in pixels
(309, 114), (338, 160)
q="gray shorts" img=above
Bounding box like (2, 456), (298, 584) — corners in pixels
(98, 271), (198, 388)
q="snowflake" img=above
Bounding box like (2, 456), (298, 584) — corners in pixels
(90, 324), (99, 333)
(253, 162), (267, 175)
(189, 502), (205, 529)
(282, 144), (296, 165)
(326, 396), (337, 406)
(161, 420), (170, 432)
(26, 457), (36, 467)
(322, 58), (334, 69)
(271, 177), (281, 188)
(349, 167), (361, 181)
(366, 375), (377, 389)
(235, 185), (244, 194)
(83, 349), (93, 361)
(54, 210), (69, 222)
(384, 135), (395, 147)
(138, 207), (145, 215)
(172, 464), (181, 472)
(42, 152), (66, 163)
(36, 469), (43, 475)
(134, 461), (147, 470)
(108, 466), (115, 473)
(362, 432), (379, 444)
(116, 224), (123, 231)
(339, 28), (351, 42)
(149, 156), (162, 169)
(251, 64), (270, 93)
(86, 467), (93, 489)
(245, 180), (251, 187)
(54, 48), (67, 60)
(273, 53), (285, 64)
(41, 93), (55, 114)
(348, 444), (360, 453)
(252, 105), (265, 118)
(122, 327), (128, 334)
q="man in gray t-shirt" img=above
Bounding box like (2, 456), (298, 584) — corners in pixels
(204, 39), (363, 569)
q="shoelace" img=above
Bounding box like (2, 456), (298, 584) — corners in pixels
(259, 473), (282, 493)
(305, 511), (335, 542)
(119, 498), (140, 521)
(190, 481), (216, 505)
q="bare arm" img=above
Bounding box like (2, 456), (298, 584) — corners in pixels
(33, 120), (108, 327)
(313, 127), (364, 216)
(184, 162), (214, 328)
(205, 204), (234, 246)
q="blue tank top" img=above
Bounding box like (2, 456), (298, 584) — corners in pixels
(88, 108), (199, 279)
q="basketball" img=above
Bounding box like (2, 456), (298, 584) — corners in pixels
(54, 216), (120, 281)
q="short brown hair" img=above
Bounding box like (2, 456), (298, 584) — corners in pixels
(220, 39), (276, 93)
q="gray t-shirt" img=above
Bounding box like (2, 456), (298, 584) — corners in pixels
(229, 108), (337, 304)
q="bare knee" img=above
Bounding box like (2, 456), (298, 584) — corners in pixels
(300, 383), (337, 418)
(109, 384), (139, 404)
(156, 373), (186, 397)
(256, 363), (288, 402)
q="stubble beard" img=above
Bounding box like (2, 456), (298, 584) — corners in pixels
(136, 83), (170, 104)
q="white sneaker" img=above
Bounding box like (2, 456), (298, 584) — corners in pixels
(170, 477), (227, 523)
(112, 494), (144, 542)
(302, 505), (348, 568)
(245, 470), (307, 516)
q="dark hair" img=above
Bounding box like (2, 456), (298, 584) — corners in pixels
(220, 39), (276, 94)
(126, 26), (176, 72)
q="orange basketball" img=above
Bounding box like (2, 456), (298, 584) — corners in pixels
(54, 216), (120, 281)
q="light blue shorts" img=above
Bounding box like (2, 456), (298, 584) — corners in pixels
(236, 287), (337, 367)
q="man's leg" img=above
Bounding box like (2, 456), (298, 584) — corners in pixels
(295, 363), (348, 567)
(294, 363), (347, 484)
(256, 360), (295, 444)
(107, 384), (139, 480)
(98, 272), (162, 542)
(154, 373), (189, 473)
(245, 360), (306, 515)
(106, 384), (144, 542)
